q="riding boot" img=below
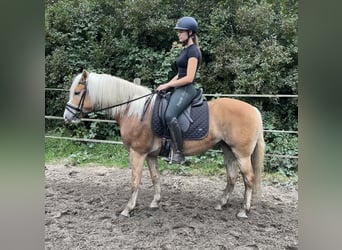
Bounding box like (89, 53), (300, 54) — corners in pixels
(167, 117), (185, 164)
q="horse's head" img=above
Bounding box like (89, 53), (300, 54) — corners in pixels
(63, 70), (93, 125)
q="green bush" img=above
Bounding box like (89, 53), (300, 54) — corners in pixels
(264, 132), (298, 176)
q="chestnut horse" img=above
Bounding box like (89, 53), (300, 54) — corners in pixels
(63, 70), (265, 218)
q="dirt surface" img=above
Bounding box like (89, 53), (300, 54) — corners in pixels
(45, 164), (298, 250)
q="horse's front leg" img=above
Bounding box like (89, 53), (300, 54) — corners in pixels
(146, 156), (161, 209)
(121, 150), (146, 217)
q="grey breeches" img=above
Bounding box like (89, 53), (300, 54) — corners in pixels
(164, 84), (197, 125)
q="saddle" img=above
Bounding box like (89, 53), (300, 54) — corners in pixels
(151, 88), (209, 141)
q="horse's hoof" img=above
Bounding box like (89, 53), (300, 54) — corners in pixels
(149, 204), (159, 210)
(149, 206), (159, 211)
(149, 201), (160, 209)
(236, 210), (248, 219)
(214, 204), (223, 210)
(120, 209), (130, 217)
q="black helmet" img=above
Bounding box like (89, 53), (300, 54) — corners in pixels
(174, 16), (198, 33)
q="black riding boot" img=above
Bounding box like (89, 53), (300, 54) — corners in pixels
(168, 118), (185, 164)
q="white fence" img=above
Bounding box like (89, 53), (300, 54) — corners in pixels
(45, 88), (298, 160)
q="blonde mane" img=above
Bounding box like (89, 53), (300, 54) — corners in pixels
(71, 72), (155, 118)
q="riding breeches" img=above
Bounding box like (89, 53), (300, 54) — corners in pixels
(164, 84), (197, 125)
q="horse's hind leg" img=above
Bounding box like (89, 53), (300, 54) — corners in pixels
(121, 150), (146, 217)
(236, 156), (255, 218)
(146, 156), (161, 209)
(215, 143), (238, 210)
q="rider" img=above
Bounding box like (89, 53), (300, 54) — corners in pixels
(157, 16), (202, 164)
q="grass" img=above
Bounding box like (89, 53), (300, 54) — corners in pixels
(45, 137), (297, 185)
(45, 138), (129, 168)
(45, 137), (227, 174)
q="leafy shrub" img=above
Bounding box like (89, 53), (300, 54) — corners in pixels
(264, 131), (298, 176)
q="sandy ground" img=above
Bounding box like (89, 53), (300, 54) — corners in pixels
(45, 164), (298, 250)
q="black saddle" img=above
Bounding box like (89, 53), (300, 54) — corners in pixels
(151, 88), (209, 140)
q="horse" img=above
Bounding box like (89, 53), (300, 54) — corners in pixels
(63, 69), (265, 218)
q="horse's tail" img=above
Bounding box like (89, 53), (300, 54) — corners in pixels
(251, 109), (265, 197)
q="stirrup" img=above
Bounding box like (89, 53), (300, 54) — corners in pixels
(167, 150), (185, 164)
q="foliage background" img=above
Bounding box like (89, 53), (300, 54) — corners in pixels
(45, 0), (298, 175)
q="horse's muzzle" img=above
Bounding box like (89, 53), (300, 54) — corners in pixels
(63, 102), (82, 125)
(63, 111), (81, 125)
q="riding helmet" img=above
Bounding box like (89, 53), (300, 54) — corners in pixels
(174, 16), (198, 33)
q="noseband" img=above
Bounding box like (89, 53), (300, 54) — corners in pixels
(65, 81), (87, 120)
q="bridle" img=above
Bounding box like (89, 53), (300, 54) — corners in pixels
(65, 81), (88, 121)
(65, 80), (156, 121)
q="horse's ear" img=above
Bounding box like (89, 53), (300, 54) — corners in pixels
(81, 69), (89, 82)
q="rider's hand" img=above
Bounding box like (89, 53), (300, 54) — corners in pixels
(156, 83), (170, 92)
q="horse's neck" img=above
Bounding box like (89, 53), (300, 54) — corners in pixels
(88, 73), (153, 119)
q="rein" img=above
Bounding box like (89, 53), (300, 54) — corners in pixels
(83, 91), (156, 115)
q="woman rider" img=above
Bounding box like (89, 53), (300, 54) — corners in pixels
(157, 16), (202, 164)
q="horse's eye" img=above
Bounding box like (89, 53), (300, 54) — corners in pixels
(74, 91), (80, 95)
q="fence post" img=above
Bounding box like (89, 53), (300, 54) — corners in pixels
(134, 78), (141, 85)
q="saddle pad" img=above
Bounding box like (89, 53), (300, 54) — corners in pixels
(151, 95), (209, 140)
